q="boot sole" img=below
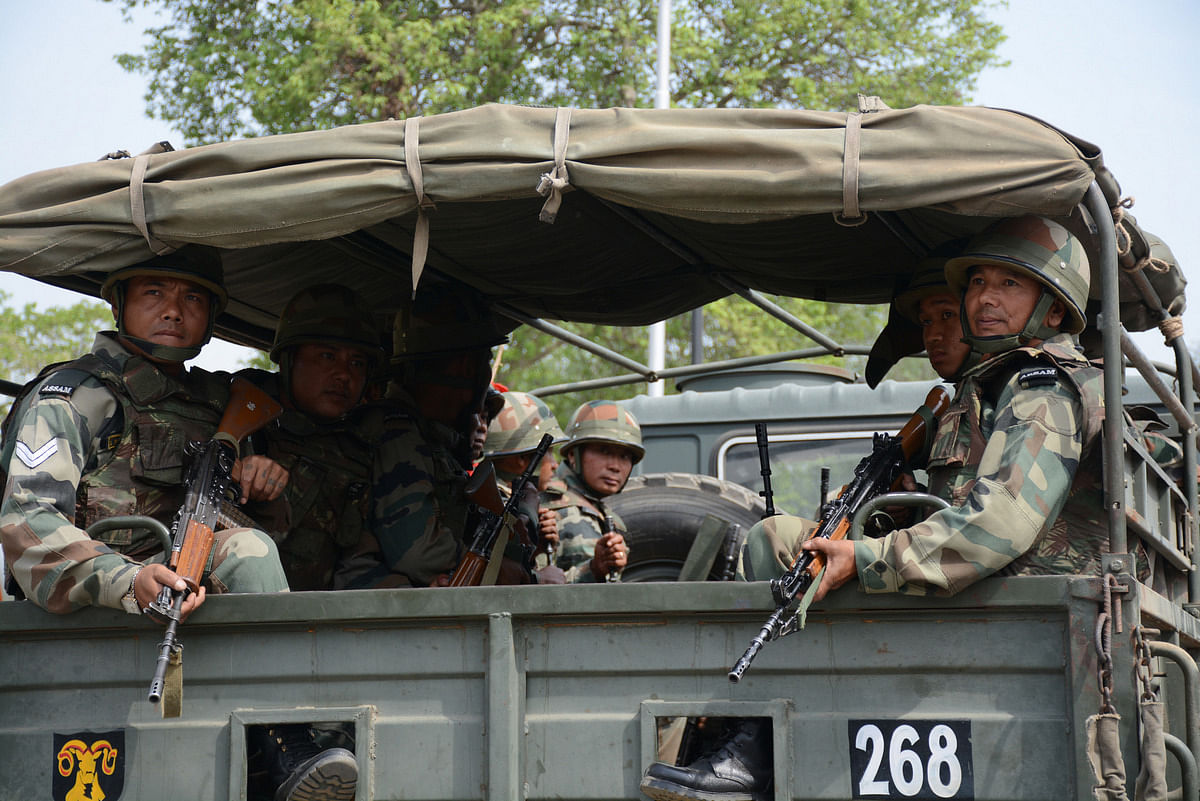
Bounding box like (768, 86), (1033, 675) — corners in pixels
(640, 773), (767, 801)
(277, 749), (358, 801)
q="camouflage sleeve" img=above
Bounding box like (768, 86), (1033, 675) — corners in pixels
(0, 383), (137, 613)
(367, 418), (459, 586)
(854, 374), (1084, 596)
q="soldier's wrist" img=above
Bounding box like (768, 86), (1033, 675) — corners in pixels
(120, 565), (144, 615)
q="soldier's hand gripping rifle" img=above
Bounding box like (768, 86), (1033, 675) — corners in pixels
(146, 378), (283, 704)
(728, 386), (950, 683)
(450, 433), (554, 587)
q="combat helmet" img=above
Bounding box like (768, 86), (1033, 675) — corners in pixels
(895, 250), (962, 325)
(270, 284), (385, 365)
(100, 245), (227, 361)
(484, 391), (567, 459)
(561, 400), (645, 465)
(391, 284), (509, 364)
(945, 215), (1090, 353)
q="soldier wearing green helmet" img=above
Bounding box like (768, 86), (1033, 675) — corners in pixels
(793, 215), (1108, 601)
(641, 217), (1111, 801)
(1, 246), (290, 617)
(337, 284), (536, 588)
(238, 283), (385, 592)
(541, 399), (641, 583)
(482, 391), (568, 583)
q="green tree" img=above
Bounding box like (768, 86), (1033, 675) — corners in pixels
(106, 0), (1003, 405)
(0, 291), (115, 415)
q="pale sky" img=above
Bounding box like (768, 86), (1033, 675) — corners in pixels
(1, 0), (1197, 373)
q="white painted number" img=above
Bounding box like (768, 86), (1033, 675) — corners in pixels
(926, 725), (963, 798)
(855, 724), (890, 795)
(853, 722), (965, 798)
(890, 725), (923, 795)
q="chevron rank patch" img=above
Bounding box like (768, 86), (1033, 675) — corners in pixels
(1018, 366), (1059, 388)
(16, 439), (58, 469)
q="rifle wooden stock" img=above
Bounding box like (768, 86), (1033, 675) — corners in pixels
(170, 519), (215, 594)
(213, 377), (284, 447)
(449, 550), (490, 588)
(466, 464), (505, 516)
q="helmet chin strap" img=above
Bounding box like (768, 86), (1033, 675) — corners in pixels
(960, 291), (1059, 355)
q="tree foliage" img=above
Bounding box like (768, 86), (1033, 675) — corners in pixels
(0, 291), (115, 415)
(109, 0), (1006, 143)
(106, 0), (1003, 413)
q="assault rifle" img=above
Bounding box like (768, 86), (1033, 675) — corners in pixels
(450, 433), (553, 587)
(728, 386), (950, 683)
(147, 378), (283, 704)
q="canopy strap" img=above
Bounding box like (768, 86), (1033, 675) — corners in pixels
(405, 116), (436, 296)
(129, 155), (174, 255)
(837, 110), (865, 225)
(537, 107), (573, 224)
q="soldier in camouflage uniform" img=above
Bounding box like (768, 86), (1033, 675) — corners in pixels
(742, 251), (978, 580)
(0, 247), (289, 617)
(642, 217), (1107, 801)
(240, 284), (384, 592)
(803, 215), (1106, 597)
(0, 253), (359, 801)
(481, 391), (567, 583)
(541, 400), (638, 583)
(337, 286), (534, 587)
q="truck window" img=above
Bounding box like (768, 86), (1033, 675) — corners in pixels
(720, 433), (926, 518)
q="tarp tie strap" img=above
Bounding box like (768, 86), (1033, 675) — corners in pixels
(836, 111), (867, 227)
(405, 116), (435, 297)
(1158, 316), (1184, 342)
(129, 155), (175, 255)
(537, 107), (573, 224)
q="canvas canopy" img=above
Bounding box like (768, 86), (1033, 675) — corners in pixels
(0, 101), (1183, 351)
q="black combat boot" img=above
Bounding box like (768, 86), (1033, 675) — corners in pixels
(250, 724), (358, 801)
(640, 717), (772, 801)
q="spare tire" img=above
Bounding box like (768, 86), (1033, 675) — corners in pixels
(608, 472), (767, 582)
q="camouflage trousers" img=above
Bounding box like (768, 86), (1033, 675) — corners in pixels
(157, 528), (289, 594)
(736, 515), (818, 582)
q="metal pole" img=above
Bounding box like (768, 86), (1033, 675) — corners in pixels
(646, 0), (671, 397)
(1085, 183), (1127, 556)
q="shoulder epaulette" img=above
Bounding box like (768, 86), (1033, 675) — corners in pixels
(36, 368), (94, 399)
(1017, 365), (1060, 389)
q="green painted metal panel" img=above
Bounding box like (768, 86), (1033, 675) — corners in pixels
(0, 578), (1193, 800)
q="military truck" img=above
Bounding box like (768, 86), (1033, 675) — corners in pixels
(0, 101), (1196, 801)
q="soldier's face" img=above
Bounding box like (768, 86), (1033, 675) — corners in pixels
(964, 265), (1064, 342)
(917, 292), (971, 380)
(288, 343), (369, 420)
(576, 443), (634, 497)
(118, 275), (212, 355)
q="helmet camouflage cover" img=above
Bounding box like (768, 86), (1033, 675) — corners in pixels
(270, 283), (385, 364)
(562, 400), (644, 464)
(945, 215), (1091, 345)
(484, 391), (566, 459)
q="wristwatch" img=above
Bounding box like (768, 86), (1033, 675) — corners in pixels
(120, 566), (143, 615)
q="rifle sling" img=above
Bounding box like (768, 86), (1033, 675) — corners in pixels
(479, 518), (515, 586)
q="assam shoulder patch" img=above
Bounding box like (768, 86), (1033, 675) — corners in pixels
(1017, 365), (1059, 388)
(37, 368), (91, 399)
